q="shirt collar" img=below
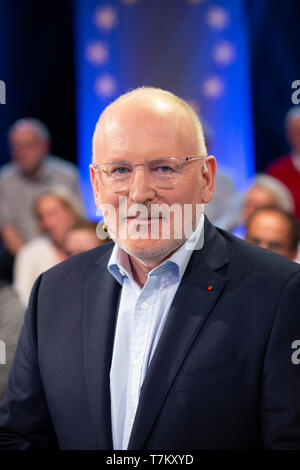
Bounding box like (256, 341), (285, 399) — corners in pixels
(107, 214), (204, 286)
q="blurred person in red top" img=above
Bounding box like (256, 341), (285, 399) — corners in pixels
(265, 107), (300, 220)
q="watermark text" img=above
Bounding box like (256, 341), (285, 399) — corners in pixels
(291, 339), (300, 365)
(96, 197), (204, 248)
(0, 340), (6, 364)
(0, 80), (6, 104)
(291, 80), (300, 104)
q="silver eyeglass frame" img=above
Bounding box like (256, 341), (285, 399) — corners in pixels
(91, 155), (207, 192)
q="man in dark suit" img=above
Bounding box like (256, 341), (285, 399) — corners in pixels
(0, 87), (300, 450)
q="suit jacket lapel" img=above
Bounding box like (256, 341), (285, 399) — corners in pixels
(82, 244), (120, 450)
(127, 218), (230, 449)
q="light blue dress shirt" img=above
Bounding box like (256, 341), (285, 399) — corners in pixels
(108, 215), (204, 450)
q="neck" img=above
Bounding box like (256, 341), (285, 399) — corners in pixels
(22, 163), (43, 178)
(128, 244), (183, 288)
(54, 244), (68, 263)
(129, 256), (156, 288)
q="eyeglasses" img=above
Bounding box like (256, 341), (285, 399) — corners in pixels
(92, 156), (207, 192)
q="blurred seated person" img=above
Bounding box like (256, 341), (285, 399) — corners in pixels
(265, 106), (300, 220)
(232, 174), (294, 239)
(0, 118), (84, 280)
(245, 207), (300, 262)
(200, 119), (239, 231)
(13, 188), (84, 307)
(64, 221), (111, 257)
(0, 280), (24, 400)
(205, 167), (239, 230)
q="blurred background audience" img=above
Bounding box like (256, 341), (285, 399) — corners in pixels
(205, 167), (240, 231)
(232, 174), (295, 239)
(265, 107), (300, 220)
(64, 221), (111, 257)
(245, 207), (300, 261)
(202, 118), (240, 231)
(13, 187), (85, 307)
(0, 280), (24, 400)
(0, 118), (84, 282)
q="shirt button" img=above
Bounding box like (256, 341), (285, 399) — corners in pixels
(141, 302), (149, 310)
(128, 417), (134, 425)
(132, 357), (139, 366)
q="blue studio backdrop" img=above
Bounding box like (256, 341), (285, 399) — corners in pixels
(74, 0), (255, 220)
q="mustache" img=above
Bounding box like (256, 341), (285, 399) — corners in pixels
(118, 203), (167, 220)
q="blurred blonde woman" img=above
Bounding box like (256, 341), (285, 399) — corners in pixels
(13, 186), (85, 307)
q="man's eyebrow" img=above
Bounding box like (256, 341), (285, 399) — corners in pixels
(99, 158), (131, 164)
(101, 156), (132, 162)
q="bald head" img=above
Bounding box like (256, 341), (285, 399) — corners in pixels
(92, 87), (207, 162)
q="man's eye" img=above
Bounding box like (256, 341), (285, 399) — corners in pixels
(154, 165), (173, 173)
(112, 166), (130, 175)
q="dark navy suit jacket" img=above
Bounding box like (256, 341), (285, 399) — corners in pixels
(0, 217), (300, 449)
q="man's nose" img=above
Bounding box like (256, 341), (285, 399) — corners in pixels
(129, 167), (156, 203)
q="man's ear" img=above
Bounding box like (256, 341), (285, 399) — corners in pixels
(201, 156), (217, 203)
(89, 164), (102, 208)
